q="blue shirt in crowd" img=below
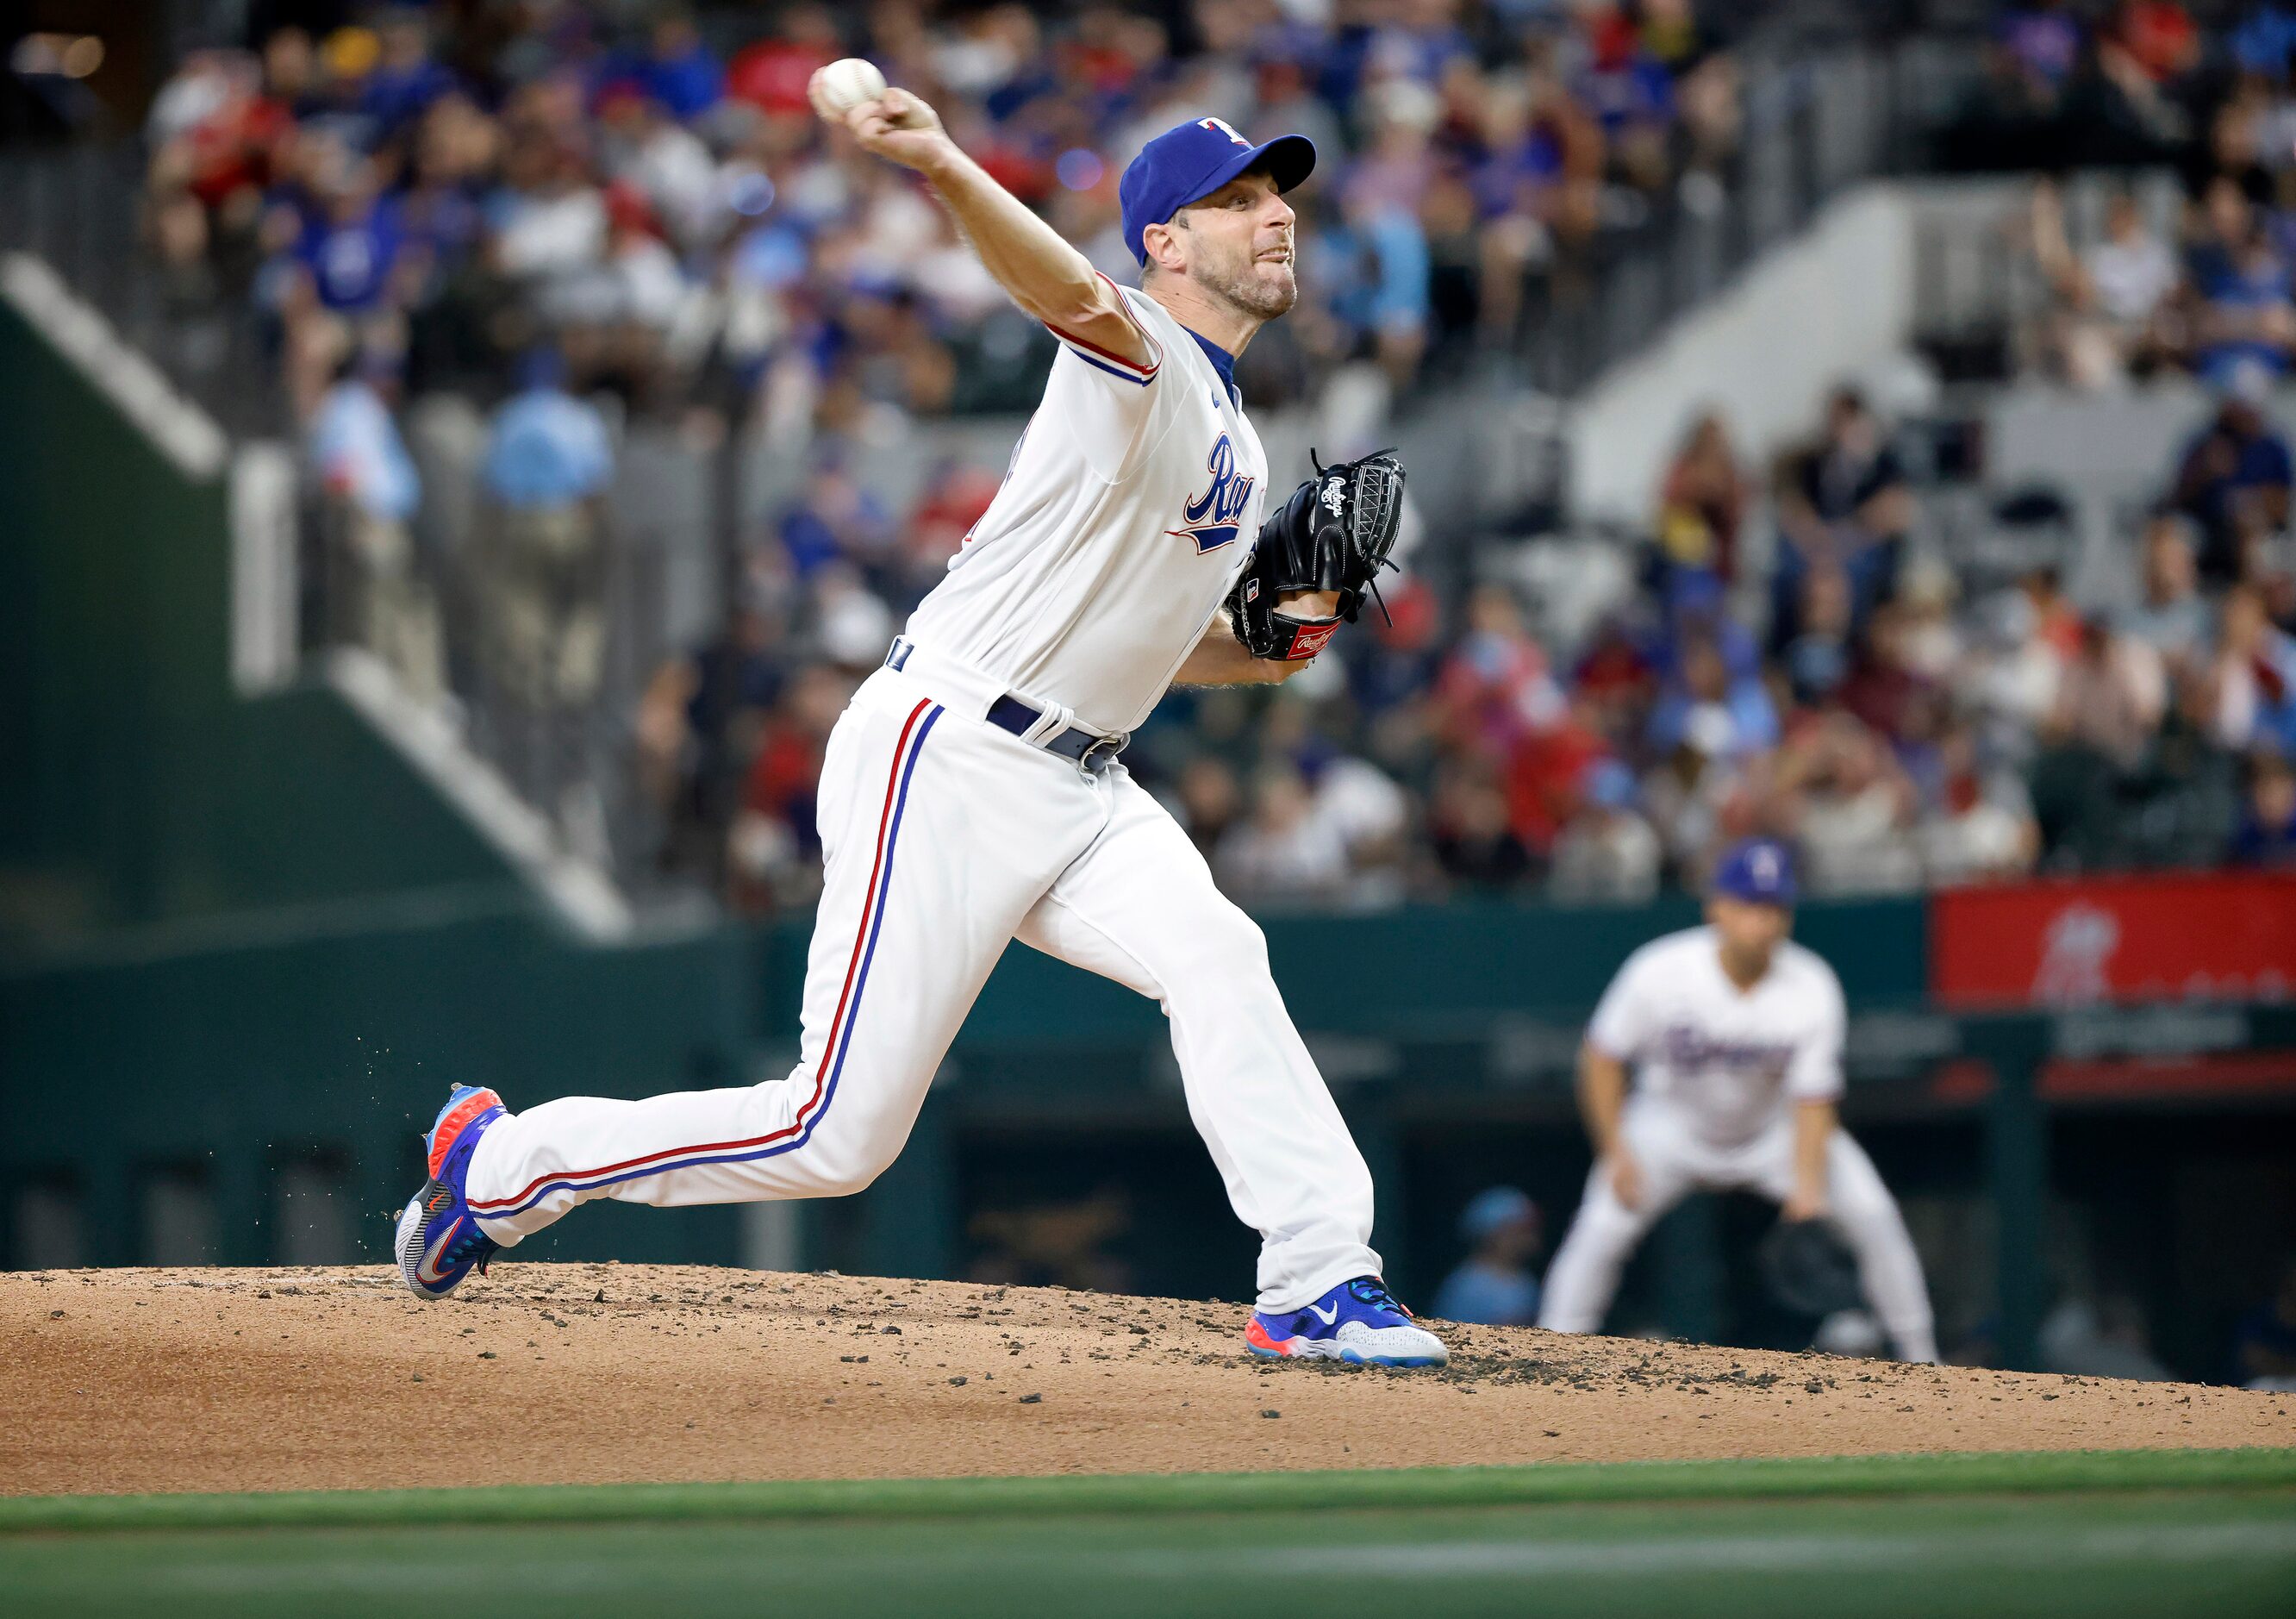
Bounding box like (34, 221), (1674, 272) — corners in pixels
(1432, 1261), (1540, 1327)
(645, 44), (725, 120)
(1320, 206), (1432, 343)
(483, 388), (613, 510)
(309, 379), (420, 522)
(297, 197), (404, 313)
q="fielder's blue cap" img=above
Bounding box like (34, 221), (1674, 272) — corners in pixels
(1120, 116), (1315, 266)
(1711, 837), (1798, 907)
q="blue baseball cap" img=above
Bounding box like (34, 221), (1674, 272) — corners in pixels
(1119, 116), (1316, 266)
(1711, 837), (1798, 908)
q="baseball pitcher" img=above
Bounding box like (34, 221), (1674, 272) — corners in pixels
(1538, 838), (1938, 1362)
(395, 75), (1444, 1366)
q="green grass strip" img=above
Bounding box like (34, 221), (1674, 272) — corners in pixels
(4, 1448), (2292, 1535)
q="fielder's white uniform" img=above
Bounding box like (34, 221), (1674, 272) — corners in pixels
(1538, 927), (1938, 1361)
(462, 280), (1383, 1310)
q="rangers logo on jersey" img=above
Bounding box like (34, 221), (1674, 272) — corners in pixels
(1169, 432), (1255, 553)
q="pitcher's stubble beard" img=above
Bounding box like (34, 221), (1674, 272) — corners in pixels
(1193, 234), (1297, 322)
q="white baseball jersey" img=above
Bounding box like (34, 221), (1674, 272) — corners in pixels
(903, 275), (1269, 735)
(1585, 926), (1847, 1146)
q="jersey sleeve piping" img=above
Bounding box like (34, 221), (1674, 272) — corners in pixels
(1041, 273), (1163, 384)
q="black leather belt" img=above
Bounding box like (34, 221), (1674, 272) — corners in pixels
(886, 638), (1127, 774)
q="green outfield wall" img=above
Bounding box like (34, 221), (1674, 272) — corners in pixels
(0, 278), (516, 949)
(0, 273), (745, 1266)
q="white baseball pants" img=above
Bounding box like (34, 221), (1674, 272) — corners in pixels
(1538, 1096), (1937, 1361)
(463, 659), (1381, 1310)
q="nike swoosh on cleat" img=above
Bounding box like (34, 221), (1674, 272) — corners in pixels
(415, 1216), (465, 1286)
(1307, 1301), (1339, 1326)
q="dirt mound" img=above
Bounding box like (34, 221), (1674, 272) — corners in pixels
(7, 1266), (2290, 1497)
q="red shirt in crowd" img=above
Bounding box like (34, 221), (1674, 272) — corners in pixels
(727, 37), (835, 116)
(183, 93), (293, 207)
(1507, 716), (1607, 855)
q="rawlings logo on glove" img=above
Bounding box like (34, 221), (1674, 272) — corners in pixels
(1227, 448), (1405, 661)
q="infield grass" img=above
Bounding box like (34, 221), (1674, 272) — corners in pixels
(3, 1451), (2292, 1618)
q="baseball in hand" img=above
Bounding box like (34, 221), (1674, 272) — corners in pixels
(815, 57), (888, 115)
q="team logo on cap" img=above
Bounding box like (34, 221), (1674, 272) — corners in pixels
(1169, 432), (1255, 553)
(1198, 116), (1252, 147)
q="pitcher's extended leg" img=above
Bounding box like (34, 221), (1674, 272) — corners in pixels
(465, 689), (1053, 1243)
(1014, 774), (1376, 1311)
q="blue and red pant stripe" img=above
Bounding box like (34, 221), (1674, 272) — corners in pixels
(467, 699), (943, 1222)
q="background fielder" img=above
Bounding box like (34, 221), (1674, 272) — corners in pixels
(396, 71), (1445, 1366)
(1538, 838), (1939, 1363)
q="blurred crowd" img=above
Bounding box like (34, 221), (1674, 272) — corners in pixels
(139, 0), (1756, 892)
(1185, 364), (2296, 907)
(133, 1), (2296, 909)
(2014, 1), (2296, 391)
(646, 372), (2296, 916)
(143, 0), (1744, 422)
(1948, 0), (2209, 172)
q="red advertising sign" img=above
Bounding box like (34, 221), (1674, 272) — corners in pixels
(1931, 871), (2296, 1009)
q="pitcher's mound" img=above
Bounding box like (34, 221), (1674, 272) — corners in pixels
(9, 1265), (2290, 1496)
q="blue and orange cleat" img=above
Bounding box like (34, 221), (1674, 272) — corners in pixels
(1245, 1275), (1448, 1367)
(394, 1085), (506, 1298)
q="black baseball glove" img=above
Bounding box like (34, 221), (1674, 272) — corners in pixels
(1227, 448), (1405, 661)
(1757, 1216), (1864, 1319)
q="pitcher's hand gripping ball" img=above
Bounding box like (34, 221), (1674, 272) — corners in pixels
(814, 57), (888, 113)
(1229, 448), (1405, 660)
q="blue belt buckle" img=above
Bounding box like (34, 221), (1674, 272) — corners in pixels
(1076, 733), (1125, 778)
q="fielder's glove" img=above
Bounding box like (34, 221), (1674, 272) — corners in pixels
(1227, 448), (1405, 660)
(1757, 1216), (1864, 1319)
